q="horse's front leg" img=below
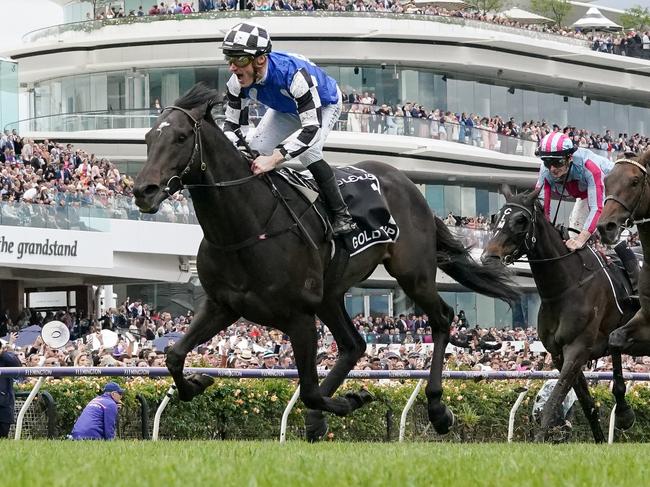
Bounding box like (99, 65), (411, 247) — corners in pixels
(572, 370), (605, 443)
(608, 310), (650, 430)
(166, 298), (238, 401)
(537, 341), (590, 443)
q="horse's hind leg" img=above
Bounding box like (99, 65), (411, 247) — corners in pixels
(387, 259), (455, 434)
(166, 298), (238, 401)
(305, 298), (372, 442)
(287, 313), (362, 418)
(572, 371), (605, 443)
(424, 296), (456, 434)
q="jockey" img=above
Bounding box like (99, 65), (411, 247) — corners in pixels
(535, 132), (639, 291)
(535, 132), (613, 250)
(220, 22), (357, 236)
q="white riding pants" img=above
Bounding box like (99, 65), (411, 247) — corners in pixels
(569, 198), (590, 234)
(247, 89), (342, 167)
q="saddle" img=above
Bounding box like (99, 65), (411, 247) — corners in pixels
(556, 225), (637, 308)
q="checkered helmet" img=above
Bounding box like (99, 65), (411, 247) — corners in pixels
(221, 22), (272, 57)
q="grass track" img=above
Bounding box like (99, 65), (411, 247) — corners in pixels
(0, 440), (642, 487)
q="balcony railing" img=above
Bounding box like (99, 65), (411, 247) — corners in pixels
(9, 104), (541, 158)
(21, 11), (590, 48)
(0, 193), (197, 231)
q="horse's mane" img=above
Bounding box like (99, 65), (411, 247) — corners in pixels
(173, 82), (220, 112)
(172, 82), (247, 163)
(510, 190), (544, 214)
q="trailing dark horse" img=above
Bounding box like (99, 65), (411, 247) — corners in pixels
(133, 83), (519, 440)
(598, 150), (650, 424)
(481, 188), (638, 442)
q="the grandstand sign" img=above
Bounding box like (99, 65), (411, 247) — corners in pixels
(0, 227), (112, 268)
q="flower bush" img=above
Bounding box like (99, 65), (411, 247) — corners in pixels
(17, 378), (650, 442)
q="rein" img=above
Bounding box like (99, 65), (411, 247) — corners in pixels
(160, 105), (318, 251)
(603, 158), (650, 228)
(551, 160), (574, 227)
(161, 105), (260, 194)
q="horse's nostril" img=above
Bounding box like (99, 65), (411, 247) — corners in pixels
(605, 222), (617, 233)
(135, 184), (160, 199)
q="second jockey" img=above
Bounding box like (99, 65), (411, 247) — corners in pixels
(535, 132), (639, 291)
(536, 132), (612, 251)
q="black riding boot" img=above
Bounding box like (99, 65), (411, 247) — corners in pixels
(309, 159), (357, 235)
(614, 240), (639, 294)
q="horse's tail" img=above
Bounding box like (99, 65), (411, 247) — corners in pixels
(435, 217), (520, 305)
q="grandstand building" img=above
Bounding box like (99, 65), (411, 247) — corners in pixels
(2, 3), (647, 327)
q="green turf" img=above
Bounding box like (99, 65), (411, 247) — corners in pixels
(0, 440), (642, 487)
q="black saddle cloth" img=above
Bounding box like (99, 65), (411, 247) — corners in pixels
(276, 166), (400, 256)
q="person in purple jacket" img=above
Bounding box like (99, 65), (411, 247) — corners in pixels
(70, 382), (124, 440)
(0, 346), (22, 438)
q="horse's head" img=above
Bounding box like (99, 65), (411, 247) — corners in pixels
(134, 83), (219, 213)
(598, 151), (650, 245)
(481, 185), (541, 265)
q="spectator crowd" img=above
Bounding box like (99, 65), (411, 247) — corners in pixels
(1, 299), (648, 375)
(95, 0), (650, 65)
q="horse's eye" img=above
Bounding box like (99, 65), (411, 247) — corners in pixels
(178, 134), (187, 143)
(631, 176), (639, 187)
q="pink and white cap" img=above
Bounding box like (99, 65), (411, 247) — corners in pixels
(538, 132), (575, 156)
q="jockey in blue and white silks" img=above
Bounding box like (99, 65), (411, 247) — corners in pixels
(220, 22), (356, 235)
(535, 132), (613, 251)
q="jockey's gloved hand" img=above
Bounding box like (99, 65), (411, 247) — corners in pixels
(565, 230), (592, 251)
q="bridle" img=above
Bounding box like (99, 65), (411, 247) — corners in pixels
(160, 104), (259, 196)
(495, 202), (573, 265)
(603, 158), (650, 228)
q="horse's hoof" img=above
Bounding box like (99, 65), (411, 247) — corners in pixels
(544, 423), (571, 444)
(429, 405), (455, 435)
(344, 389), (375, 411)
(615, 406), (636, 431)
(305, 410), (328, 443)
(177, 373), (213, 401)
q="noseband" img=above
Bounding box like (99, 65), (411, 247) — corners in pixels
(161, 105), (206, 195)
(160, 105), (259, 195)
(603, 158), (649, 228)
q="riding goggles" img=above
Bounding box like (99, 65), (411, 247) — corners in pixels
(224, 55), (254, 68)
(541, 156), (567, 169)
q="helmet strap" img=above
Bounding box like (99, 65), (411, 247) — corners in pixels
(252, 55), (268, 84)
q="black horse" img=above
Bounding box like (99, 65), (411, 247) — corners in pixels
(133, 83), (519, 440)
(598, 150), (650, 422)
(482, 188), (638, 442)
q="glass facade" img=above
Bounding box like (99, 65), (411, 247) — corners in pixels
(0, 59), (18, 132)
(28, 64), (650, 139)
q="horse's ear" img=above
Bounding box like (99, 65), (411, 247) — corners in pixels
(501, 184), (513, 200)
(526, 187), (542, 202)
